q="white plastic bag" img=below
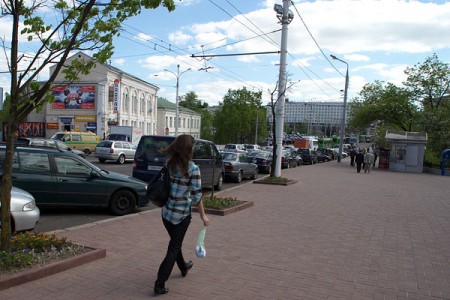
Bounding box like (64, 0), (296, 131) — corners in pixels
(195, 226), (207, 258)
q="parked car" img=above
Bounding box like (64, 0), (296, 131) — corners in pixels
(51, 131), (100, 156)
(248, 150), (273, 174)
(0, 146), (149, 215)
(244, 144), (260, 152)
(317, 151), (331, 162)
(0, 186), (40, 232)
(16, 137), (86, 158)
(223, 144), (246, 152)
(94, 140), (136, 164)
(132, 135), (223, 190)
(281, 150), (297, 169)
(292, 152), (304, 166)
(297, 148), (318, 165)
(221, 151), (258, 183)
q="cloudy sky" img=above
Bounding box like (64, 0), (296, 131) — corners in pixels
(1, 0), (450, 106)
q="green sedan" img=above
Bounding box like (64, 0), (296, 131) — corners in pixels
(0, 146), (149, 215)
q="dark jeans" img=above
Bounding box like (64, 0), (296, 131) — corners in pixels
(157, 215), (191, 284)
(356, 162), (362, 173)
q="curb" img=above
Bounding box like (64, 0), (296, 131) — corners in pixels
(0, 248), (106, 291)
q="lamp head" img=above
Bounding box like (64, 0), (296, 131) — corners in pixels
(330, 54), (337, 60)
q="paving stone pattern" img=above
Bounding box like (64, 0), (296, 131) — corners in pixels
(1, 160), (449, 299)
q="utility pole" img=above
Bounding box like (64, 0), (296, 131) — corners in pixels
(274, 0), (293, 177)
(330, 55), (349, 162)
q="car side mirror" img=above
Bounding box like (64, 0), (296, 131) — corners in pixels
(89, 170), (100, 178)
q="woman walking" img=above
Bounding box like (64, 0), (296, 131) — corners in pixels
(154, 134), (210, 295)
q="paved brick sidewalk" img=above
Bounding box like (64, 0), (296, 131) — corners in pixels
(1, 160), (450, 299)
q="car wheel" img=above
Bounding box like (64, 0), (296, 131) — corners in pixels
(83, 149), (90, 156)
(251, 168), (258, 180)
(98, 158), (106, 163)
(117, 154), (126, 164)
(235, 171), (243, 183)
(109, 189), (136, 216)
(215, 173), (223, 191)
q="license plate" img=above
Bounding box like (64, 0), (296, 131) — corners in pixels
(148, 165), (162, 171)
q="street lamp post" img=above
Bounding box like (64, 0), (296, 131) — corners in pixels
(164, 64), (191, 136)
(330, 54), (349, 162)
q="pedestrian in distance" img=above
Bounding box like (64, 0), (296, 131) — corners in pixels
(364, 150), (375, 174)
(355, 149), (364, 173)
(350, 147), (356, 167)
(154, 134), (210, 295)
(373, 149), (378, 167)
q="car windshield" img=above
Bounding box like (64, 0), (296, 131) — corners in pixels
(297, 149), (308, 155)
(51, 133), (65, 141)
(222, 153), (237, 161)
(97, 141), (113, 148)
(135, 136), (174, 159)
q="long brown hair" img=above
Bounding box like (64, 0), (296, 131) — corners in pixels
(162, 134), (195, 174)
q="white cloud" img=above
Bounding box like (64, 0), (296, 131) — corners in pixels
(113, 58), (126, 66)
(168, 30), (192, 45)
(135, 33), (152, 42)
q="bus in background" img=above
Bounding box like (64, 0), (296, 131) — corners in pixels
(318, 137), (333, 149)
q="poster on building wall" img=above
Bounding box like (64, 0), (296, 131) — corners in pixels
(2, 122), (45, 140)
(51, 85), (95, 110)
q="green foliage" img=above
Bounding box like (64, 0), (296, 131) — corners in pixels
(213, 87), (266, 144)
(349, 81), (418, 132)
(404, 53), (450, 110)
(202, 196), (243, 210)
(179, 91), (213, 140)
(349, 54), (450, 161)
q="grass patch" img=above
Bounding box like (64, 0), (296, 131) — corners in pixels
(0, 232), (89, 276)
(202, 195), (243, 210)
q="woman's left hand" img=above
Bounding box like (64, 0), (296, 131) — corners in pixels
(201, 215), (210, 226)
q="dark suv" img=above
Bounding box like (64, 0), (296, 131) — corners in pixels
(297, 148), (318, 165)
(132, 135), (223, 190)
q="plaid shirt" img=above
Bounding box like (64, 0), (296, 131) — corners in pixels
(162, 161), (202, 225)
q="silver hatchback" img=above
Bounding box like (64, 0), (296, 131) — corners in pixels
(95, 141), (136, 164)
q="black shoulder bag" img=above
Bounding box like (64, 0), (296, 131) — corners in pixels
(146, 166), (171, 207)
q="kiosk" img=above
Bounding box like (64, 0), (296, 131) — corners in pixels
(384, 130), (427, 173)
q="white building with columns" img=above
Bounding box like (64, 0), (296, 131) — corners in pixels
(37, 52), (158, 140)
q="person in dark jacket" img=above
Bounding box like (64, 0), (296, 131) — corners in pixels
(350, 147), (356, 166)
(355, 149), (364, 173)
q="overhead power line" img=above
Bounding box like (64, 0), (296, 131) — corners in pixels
(192, 51), (280, 58)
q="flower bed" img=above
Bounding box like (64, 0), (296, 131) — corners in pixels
(192, 196), (254, 216)
(253, 176), (297, 186)
(0, 232), (105, 290)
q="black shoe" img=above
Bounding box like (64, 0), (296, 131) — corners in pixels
(154, 281), (168, 295)
(181, 261), (193, 277)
